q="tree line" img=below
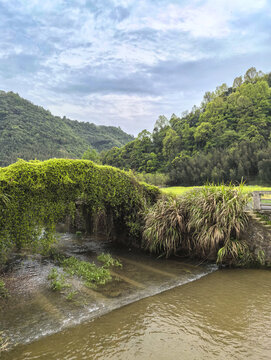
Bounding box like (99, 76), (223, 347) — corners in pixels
(101, 67), (271, 185)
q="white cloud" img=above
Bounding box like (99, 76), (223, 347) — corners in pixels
(117, 0), (267, 39)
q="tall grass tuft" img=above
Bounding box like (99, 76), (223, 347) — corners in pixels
(183, 184), (249, 260)
(143, 185), (250, 265)
(143, 196), (187, 257)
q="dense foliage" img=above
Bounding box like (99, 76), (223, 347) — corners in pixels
(144, 185), (252, 266)
(0, 91), (133, 167)
(102, 68), (271, 185)
(0, 159), (159, 267)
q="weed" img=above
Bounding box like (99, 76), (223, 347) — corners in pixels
(48, 268), (70, 291)
(61, 256), (112, 288)
(97, 253), (122, 268)
(66, 290), (78, 301)
(256, 250), (266, 266)
(0, 331), (8, 352)
(0, 279), (9, 299)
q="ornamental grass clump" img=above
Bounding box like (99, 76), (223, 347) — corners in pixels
(143, 184), (250, 265)
(143, 196), (187, 257)
(183, 184), (250, 261)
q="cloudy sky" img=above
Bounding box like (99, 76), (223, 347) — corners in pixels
(0, 0), (270, 135)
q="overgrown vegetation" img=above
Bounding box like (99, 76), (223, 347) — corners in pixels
(0, 159), (160, 267)
(0, 91), (133, 167)
(144, 185), (253, 266)
(102, 68), (271, 186)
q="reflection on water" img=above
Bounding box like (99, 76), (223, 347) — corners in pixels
(1, 233), (271, 360)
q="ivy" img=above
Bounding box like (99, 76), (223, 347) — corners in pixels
(0, 159), (160, 266)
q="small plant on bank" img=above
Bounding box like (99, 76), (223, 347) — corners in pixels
(256, 212), (271, 225)
(97, 253), (122, 268)
(66, 290), (78, 301)
(0, 279), (9, 299)
(216, 238), (251, 266)
(0, 331), (8, 352)
(61, 256), (112, 288)
(48, 268), (70, 291)
(256, 250), (266, 266)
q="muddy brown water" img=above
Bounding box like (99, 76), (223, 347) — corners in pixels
(1, 233), (271, 360)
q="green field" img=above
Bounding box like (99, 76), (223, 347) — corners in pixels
(161, 185), (271, 197)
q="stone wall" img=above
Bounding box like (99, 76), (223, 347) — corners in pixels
(243, 216), (271, 266)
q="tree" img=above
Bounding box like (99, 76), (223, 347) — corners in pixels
(233, 76), (243, 89)
(244, 67), (258, 83)
(82, 147), (100, 163)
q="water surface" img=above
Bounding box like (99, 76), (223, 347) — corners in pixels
(1, 234), (270, 359)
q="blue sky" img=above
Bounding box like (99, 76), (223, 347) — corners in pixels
(0, 0), (270, 135)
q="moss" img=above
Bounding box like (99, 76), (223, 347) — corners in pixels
(0, 159), (160, 265)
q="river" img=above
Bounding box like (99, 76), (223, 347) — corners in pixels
(1, 233), (270, 359)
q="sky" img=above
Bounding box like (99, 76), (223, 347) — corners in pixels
(0, 0), (271, 135)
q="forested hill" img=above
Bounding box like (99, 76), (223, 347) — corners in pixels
(0, 91), (133, 167)
(102, 68), (271, 185)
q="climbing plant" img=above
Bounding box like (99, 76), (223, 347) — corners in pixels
(0, 159), (160, 266)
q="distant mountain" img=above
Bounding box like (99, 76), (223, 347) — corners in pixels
(0, 91), (133, 167)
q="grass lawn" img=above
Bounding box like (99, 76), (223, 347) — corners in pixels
(161, 185), (271, 197)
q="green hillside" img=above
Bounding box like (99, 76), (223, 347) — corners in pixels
(102, 68), (271, 185)
(0, 91), (133, 166)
